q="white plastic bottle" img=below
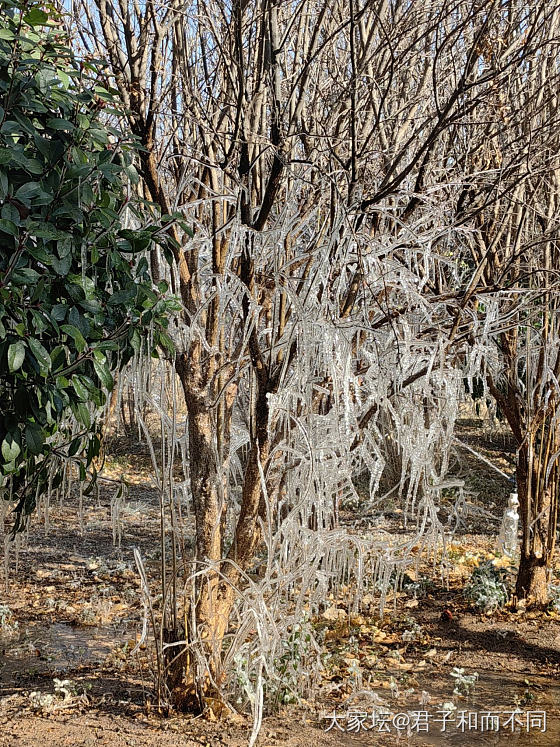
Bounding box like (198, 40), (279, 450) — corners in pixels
(497, 492), (519, 556)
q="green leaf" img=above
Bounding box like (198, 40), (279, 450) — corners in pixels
(56, 69), (70, 89)
(55, 375), (69, 389)
(86, 434), (101, 466)
(51, 305), (67, 322)
(46, 118), (75, 131)
(80, 182), (95, 206)
(61, 324), (86, 352)
(15, 182), (42, 203)
(0, 218), (18, 236)
(129, 328), (141, 352)
(11, 268), (41, 284)
(24, 159), (43, 175)
(117, 229), (151, 253)
(32, 225), (69, 240)
(50, 345), (67, 370)
(25, 245), (51, 264)
(30, 308), (47, 333)
(52, 254), (72, 276)
(92, 358), (114, 391)
(8, 341), (26, 372)
(72, 376), (89, 400)
(0, 170), (7, 200)
(68, 436), (83, 457)
(25, 423), (44, 455)
(2, 202), (20, 224)
(89, 129), (108, 145)
(91, 339), (119, 352)
(57, 239), (73, 259)
(83, 465), (98, 495)
(30, 190), (53, 206)
(179, 221), (194, 238)
(158, 331), (175, 354)
(124, 164), (140, 185)
(28, 338), (51, 371)
(93, 359), (114, 391)
(23, 8), (49, 25)
(68, 306), (89, 337)
(0, 121), (22, 136)
(107, 287), (136, 305)
(1, 434), (20, 463)
(74, 401), (91, 429)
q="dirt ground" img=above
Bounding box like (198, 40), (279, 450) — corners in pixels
(1, 418), (559, 746)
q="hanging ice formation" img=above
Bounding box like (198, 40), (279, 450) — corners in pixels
(118, 195), (491, 734)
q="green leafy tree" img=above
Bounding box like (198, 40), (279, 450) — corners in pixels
(0, 0), (179, 530)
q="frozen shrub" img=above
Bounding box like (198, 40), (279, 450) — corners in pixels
(464, 561), (508, 612)
(548, 582), (560, 613)
(403, 575), (434, 598)
(28, 678), (88, 713)
(401, 620), (423, 643)
(270, 618), (315, 705)
(450, 667), (479, 696)
(0, 604), (18, 637)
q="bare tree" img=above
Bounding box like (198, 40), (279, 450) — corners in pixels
(447, 0), (560, 603)
(72, 0), (560, 712)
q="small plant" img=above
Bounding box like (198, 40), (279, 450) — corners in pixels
(440, 701), (457, 714)
(402, 621), (423, 643)
(231, 618), (318, 711)
(53, 678), (78, 699)
(269, 616), (315, 705)
(516, 686), (535, 707)
(346, 657), (362, 690)
(547, 582), (560, 613)
(464, 561), (509, 612)
(403, 575), (434, 598)
(232, 651), (255, 707)
(28, 678), (88, 712)
(0, 604), (18, 637)
(450, 667), (479, 696)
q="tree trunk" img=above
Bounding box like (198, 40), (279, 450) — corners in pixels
(515, 437), (557, 605)
(175, 349), (272, 703)
(516, 553), (548, 604)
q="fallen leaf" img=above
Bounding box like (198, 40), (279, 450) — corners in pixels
(322, 607), (347, 621)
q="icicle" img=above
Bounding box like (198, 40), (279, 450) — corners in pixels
(1, 497), (9, 591)
(111, 479), (125, 548)
(3, 534), (9, 592)
(78, 482), (84, 535)
(14, 533), (20, 575)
